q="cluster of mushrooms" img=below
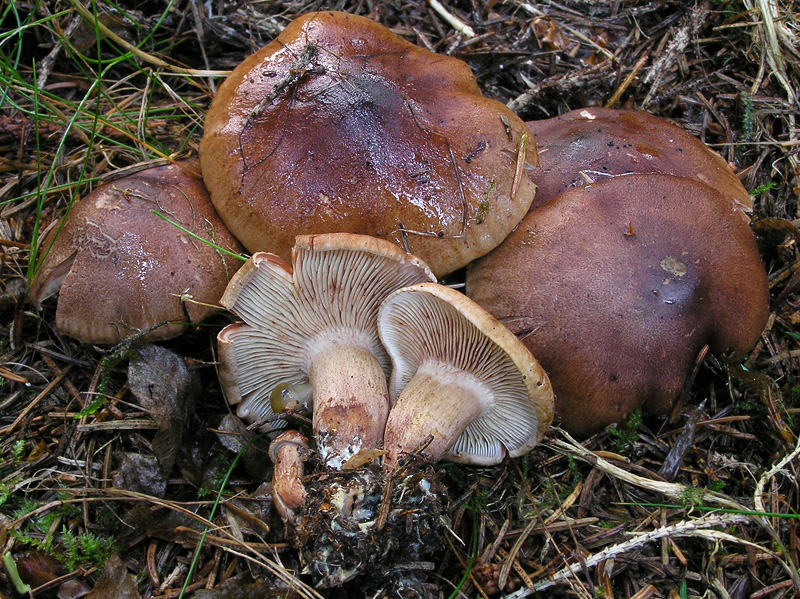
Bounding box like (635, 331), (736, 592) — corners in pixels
(30, 10), (770, 589)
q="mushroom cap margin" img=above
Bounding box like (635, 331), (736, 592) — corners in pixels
(217, 233), (436, 423)
(379, 282), (554, 464)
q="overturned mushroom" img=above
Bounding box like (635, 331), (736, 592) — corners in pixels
(379, 282), (554, 470)
(467, 174), (770, 436)
(526, 107), (753, 214)
(217, 233), (435, 469)
(30, 159), (244, 344)
(200, 11), (537, 277)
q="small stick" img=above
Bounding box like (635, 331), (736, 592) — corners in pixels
(41, 354), (82, 405)
(511, 134), (529, 201)
(504, 512), (755, 597)
(497, 516), (540, 591)
(427, 0), (475, 38)
(375, 471), (395, 531)
(0, 367), (70, 435)
(0, 366), (28, 385)
(67, 0), (229, 77)
(605, 53), (649, 108)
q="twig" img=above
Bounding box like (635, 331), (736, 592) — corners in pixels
(503, 512), (755, 597)
(547, 429), (746, 511)
(542, 429), (800, 593)
(753, 433), (800, 588)
(642, 21), (691, 107)
(66, 0), (229, 77)
(36, 12), (83, 90)
(0, 367), (70, 435)
(427, 0), (475, 38)
(747, 0), (797, 105)
(605, 53), (648, 108)
(497, 516), (539, 591)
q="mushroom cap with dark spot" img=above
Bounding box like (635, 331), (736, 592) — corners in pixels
(200, 11), (537, 278)
(466, 174), (769, 437)
(525, 107), (753, 213)
(30, 159), (244, 344)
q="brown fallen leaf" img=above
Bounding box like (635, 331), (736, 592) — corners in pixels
(128, 344), (200, 473)
(85, 555), (140, 599)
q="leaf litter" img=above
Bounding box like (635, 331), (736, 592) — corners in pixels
(1, 1), (799, 598)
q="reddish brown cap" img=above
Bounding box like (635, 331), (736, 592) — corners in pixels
(200, 11), (536, 277)
(525, 108), (753, 213)
(30, 160), (244, 344)
(467, 174), (769, 437)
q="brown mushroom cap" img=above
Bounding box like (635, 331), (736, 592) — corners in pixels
(525, 107), (753, 213)
(379, 282), (553, 468)
(199, 11), (537, 278)
(217, 233), (435, 468)
(30, 160), (244, 344)
(466, 174), (769, 437)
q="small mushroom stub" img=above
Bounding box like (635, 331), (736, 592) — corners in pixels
(525, 107), (753, 214)
(269, 430), (310, 526)
(29, 159), (244, 344)
(200, 11), (537, 277)
(466, 174), (770, 437)
(217, 233), (436, 469)
(379, 282), (554, 469)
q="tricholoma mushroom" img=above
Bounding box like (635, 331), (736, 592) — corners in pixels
(525, 107), (753, 215)
(217, 233), (435, 469)
(467, 174), (769, 436)
(200, 11), (537, 277)
(30, 159), (244, 344)
(379, 282), (554, 469)
(289, 281), (552, 587)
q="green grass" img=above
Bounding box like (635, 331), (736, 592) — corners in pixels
(622, 501), (800, 520)
(0, 0), (215, 281)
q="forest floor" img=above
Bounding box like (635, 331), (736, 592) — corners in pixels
(0, 1), (799, 598)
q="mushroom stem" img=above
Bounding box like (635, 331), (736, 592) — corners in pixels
(309, 340), (390, 469)
(269, 431), (310, 525)
(382, 363), (485, 471)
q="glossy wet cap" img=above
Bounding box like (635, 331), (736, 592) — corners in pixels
(200, 11), (537, 277)
(467, 174), (769, 436)
(525, 107), (752, 213)
(30, 160), (244, 344)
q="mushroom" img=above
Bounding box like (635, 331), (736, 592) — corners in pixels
(378, 282), (554, 470)
(269, 430), (310, 526)
(217, 233), (435, 469)
(30, 159), (244, 344)
(466, 174), (770, 436)
(525, 107), (753, 214)
(200, 11), (537, 277)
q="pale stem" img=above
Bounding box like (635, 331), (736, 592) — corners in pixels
(270, 433), (308, 525)
(382, 366), (484, 471)
(309, 342), (390, 469)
